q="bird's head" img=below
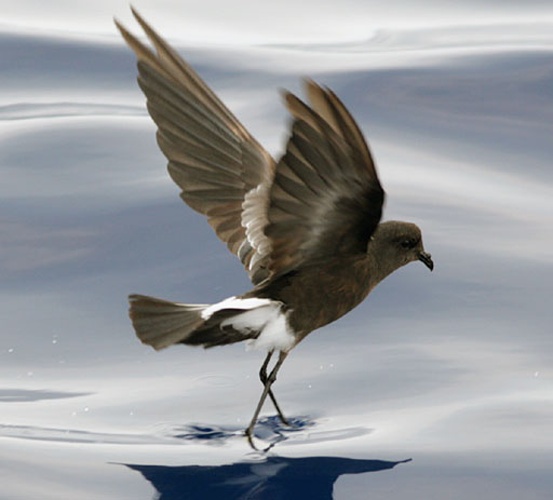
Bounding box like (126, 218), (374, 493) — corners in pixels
(368, 221), (433, 281)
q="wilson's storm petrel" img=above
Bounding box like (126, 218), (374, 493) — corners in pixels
(116, 8), (434, 448)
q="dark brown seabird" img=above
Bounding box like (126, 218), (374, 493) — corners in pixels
(115, 8), (434, 449)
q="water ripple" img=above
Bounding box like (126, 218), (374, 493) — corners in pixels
(0, 102), (143, 121)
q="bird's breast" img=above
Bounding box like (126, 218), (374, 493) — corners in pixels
(254, 255), (373, 341)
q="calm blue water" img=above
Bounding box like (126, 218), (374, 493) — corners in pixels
(1, 4), (552, 499)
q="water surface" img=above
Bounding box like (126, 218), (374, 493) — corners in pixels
(1, 2), (552, 498)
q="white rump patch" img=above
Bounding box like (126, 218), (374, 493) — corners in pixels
(244, 307), (295, 352)
(202, 296), (296, 352)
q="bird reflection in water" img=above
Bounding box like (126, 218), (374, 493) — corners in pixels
(126, 455), (412, 500)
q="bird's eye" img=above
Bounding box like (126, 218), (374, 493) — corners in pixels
(400, 238), (417, 249)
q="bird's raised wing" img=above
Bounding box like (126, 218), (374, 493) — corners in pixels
(262, 81), (385, 280)
(115, 9), (275, 276)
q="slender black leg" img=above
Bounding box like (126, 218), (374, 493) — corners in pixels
(259, 351), (290, 426)
(246, 351), (288, 449)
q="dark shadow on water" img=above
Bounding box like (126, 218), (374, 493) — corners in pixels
(167, 415), (318, 447)
(126, 456), (411, 500)
(162, 415), (372, 448)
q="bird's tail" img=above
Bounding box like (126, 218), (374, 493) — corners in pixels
(129, 294), (210, 350)
(128, 294), (286, 351)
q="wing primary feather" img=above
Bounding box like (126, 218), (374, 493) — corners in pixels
(129, 7), (248, 136)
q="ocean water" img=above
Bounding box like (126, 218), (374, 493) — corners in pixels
(1, 2), (552, 499)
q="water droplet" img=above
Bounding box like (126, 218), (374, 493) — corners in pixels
(7, 348), (14, 353)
